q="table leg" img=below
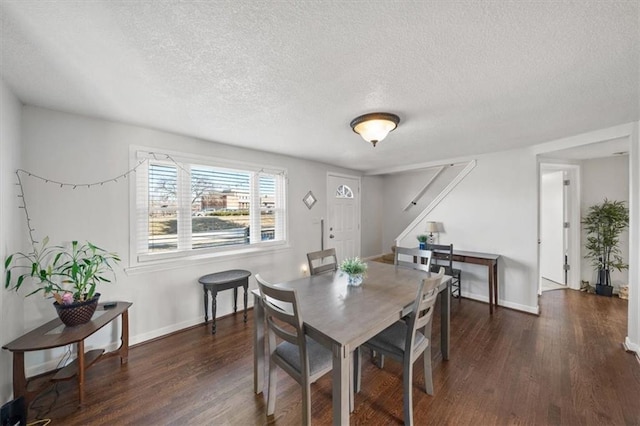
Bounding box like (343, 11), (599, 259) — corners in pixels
(233, 287), (238, 313)
(121, 309), (130, 364)
(203, 286), (209, 323)
(211, 290), (217, 334)
(332, 344), (350, 425)
(441, 282), (451, 360)
(488, 261), (494, 314)
(243, 284), (248, 323)
(77, 340), (85, 406)
(253, 293), (265, 394)
(12, 352), (27, 404)
(493, 260), (499, 310)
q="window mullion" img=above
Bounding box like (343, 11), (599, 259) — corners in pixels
(177, 165), (193, 250)
(250, 173), (260, 243)
(275, 175), (286, 241)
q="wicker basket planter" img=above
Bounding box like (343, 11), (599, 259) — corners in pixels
(54, 293), (101, 327)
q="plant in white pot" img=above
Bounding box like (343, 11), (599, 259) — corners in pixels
(582, 199), (629, 297)
(339, 257), (367, 287)
(4, 237), (120, 325)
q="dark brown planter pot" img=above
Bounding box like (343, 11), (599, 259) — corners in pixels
(595, 285), (613, 297)
(53, 293), (101, 327)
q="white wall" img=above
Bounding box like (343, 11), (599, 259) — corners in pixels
(361, 175), (384, 257)
(0, 80), (24, 401)
(397, 148), (540, 313)
(16, 105), (359, 375)
(379, 164), (466, 252)
(580, 155), (630, 290)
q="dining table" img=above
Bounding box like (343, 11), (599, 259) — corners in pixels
(252, 260), (452, 425)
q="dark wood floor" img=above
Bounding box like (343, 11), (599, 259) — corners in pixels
(26, 289), (640, 425)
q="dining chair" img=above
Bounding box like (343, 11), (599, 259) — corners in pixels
(395, 246), (433, 272)
(306, 248), (338, 275)
(355, 269), (444, 426)
(364, 246), (433, 370)
(255, 274), (333, 425)
(426, 243), (461, 298)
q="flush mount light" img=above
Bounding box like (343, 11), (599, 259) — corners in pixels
(350, 112), (400, 147)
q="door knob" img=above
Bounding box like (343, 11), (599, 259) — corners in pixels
(329, 234), (335, 239)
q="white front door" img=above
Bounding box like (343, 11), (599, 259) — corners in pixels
(326, 174), (360, 262)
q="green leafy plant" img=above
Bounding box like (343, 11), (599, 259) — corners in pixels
(416, 234), (429, 243)
(339, 257), (368, 276)
(4, 237), (120, 304)
(582, 199), (629, 286)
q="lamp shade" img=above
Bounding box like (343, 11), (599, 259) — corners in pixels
(426, 221), (438, 233)
(350, 112), (400, 147)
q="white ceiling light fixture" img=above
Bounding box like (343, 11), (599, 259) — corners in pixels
(350, 112), (400, 147)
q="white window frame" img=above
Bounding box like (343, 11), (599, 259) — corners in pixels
(129, 147), (288, 268)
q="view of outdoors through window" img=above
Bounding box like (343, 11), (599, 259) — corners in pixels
(147, 162), (277, 253)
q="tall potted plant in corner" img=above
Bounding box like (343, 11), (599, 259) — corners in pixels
(4, 237), (120, 325)
(582, 199), (629, 297)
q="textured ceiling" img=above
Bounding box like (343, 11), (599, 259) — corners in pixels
(1, 1), (638, 172)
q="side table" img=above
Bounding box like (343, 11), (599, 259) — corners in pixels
(198, 269), (251, 334)
(2, 302), (132, 407)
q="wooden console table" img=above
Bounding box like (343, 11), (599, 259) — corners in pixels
(2, 301), (132, 407)
(420, 248), (500, 314)
(435, 249), (500, 314)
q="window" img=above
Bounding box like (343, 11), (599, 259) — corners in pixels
(336, 184), (354, 199)
(135, 150), (286, 262)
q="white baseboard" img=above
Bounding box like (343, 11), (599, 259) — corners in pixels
(25, 341), (122, 377)
(461, 292), (539, 315)
(624, 336), (640, 359)
(24, 315), (214, 378)
(130, 317), (203, 346)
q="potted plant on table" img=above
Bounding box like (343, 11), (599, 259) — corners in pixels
(4, 237), (120, 325)
(582, 199), (629, 297)
(339, 257), (368, 287)
(416, 234), (429, 250)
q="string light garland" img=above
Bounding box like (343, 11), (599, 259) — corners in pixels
(15, 152), (185, 247)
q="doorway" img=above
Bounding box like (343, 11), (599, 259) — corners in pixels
(539, 163), (581, 293)
(326, 173), (361, 262)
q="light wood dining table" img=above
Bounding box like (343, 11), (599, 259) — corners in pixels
(252, 261), (452, 425)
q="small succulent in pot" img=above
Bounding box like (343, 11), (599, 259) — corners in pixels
(339, 257), (367, 286)
(339, 257), (368, 276)
(4, 236), (120, 304)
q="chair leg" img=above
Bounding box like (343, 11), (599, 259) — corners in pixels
(354, 346), (362, 394)
(302, 378), (312, 426)
(370, 348), (385, 368)
(423, 349), (434, 395)
(403, 359), (414, 426)
(378, 353), (385, 369)
(267, 358), (277, 416)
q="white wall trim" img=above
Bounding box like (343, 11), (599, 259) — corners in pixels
(538, 162), (581, 291)
(625, 121), (639, 356)
(461, 292), (540, 315)
(403, 166), (444, 211)
(395, 160), (477, 245)
(366, 158), (474, 176)
(532, 122), (635, 155)
(624, 336), (639, 356)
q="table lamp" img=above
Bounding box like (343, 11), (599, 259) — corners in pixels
(426, 221), (439, 244)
